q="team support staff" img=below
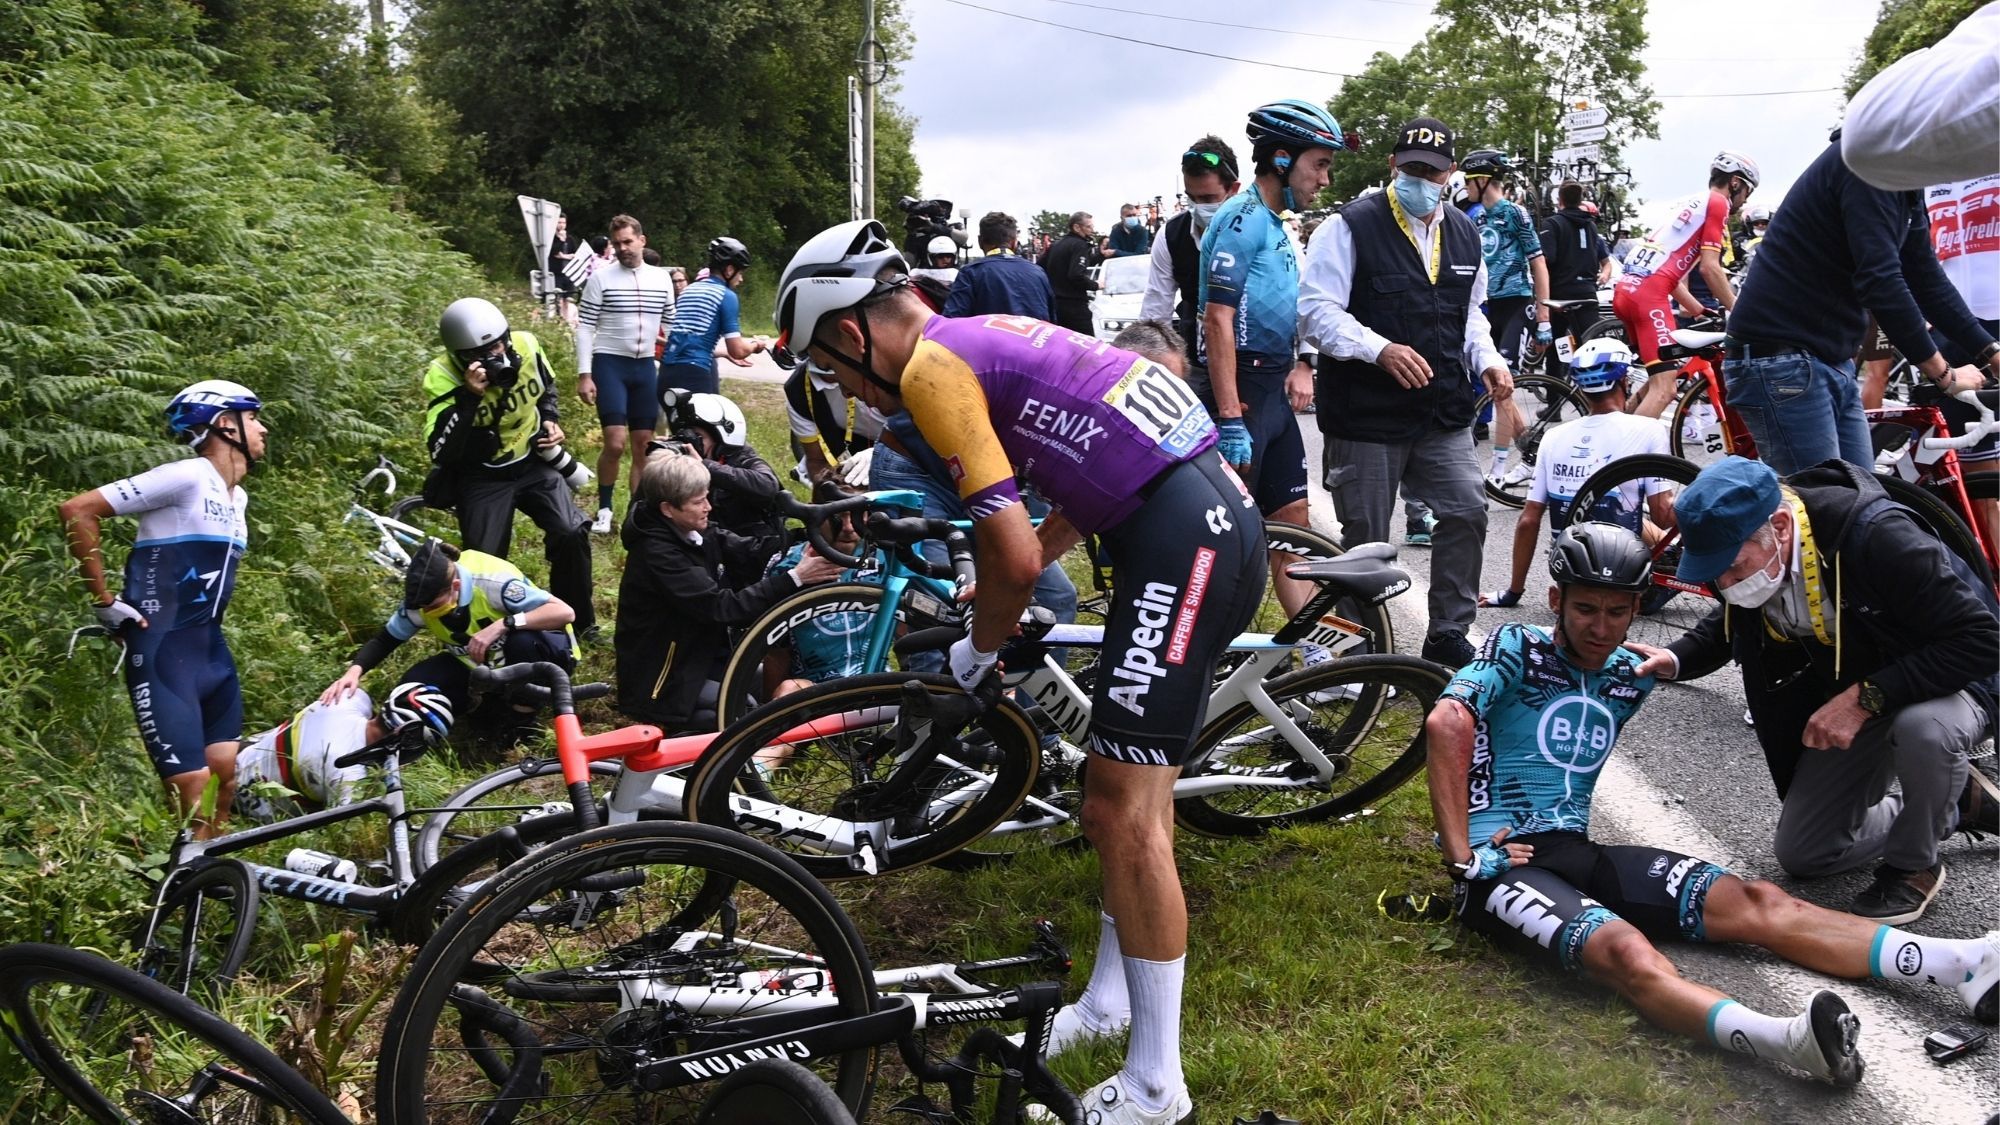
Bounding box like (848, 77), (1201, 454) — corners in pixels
(1140, 136), (1242, 393)
(1300, 116), (1511, 670)
(576, 214), (677, 533)
(1637, 457), (2000, 924)
(1431, 522), (1999, 1089)
(425, 297), (595, 637)
(780, 219), (1264, 1125)
(61, 381), (268, 833)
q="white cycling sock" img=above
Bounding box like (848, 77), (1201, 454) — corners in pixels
(1870, 925), (1988, 987)
(1489, 445), (1513, 472)
(1070, 913), (1128, 1023)
(1119, 953), (1185, 1113)
(1706, 998), (1832, 1079)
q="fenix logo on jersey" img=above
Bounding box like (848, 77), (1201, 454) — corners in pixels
(1107, 581), (1180, 717)
(1016, 398), (1108, 452)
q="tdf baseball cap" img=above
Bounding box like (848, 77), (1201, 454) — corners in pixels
(1392, 118), (1455, 171)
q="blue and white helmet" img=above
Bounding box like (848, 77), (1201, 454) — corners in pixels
(1246, 99), (1345, 156)
(1570, 338), (1634, 395)
(165, 380), (261, 443)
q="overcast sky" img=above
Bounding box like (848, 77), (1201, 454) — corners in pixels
(893, 0), (1882, 231)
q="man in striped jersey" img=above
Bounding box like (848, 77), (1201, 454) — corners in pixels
(576, 214), (677, 534)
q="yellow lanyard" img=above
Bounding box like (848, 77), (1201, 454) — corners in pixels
(1764, 491), (1833, 647)
(1387, 187), (1444, 285)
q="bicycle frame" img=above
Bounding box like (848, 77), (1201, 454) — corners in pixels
(344, 458), (430, 574)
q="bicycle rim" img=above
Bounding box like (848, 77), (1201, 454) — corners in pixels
(137, 859), (258, 1002)
(377, 821), (879, 1123)
(415, 758), (624, 873)
(1477, 374), (1589, 509)
(688, 673), (1040, 880)
(1668, 378), (1730, 472)
(0, 943), (346, 1124)
(1175, 655), (1447, 836)
(716, 583), (957, 728)
(1567, 453), (1712, 648)
(1880, 472), (1997, 590)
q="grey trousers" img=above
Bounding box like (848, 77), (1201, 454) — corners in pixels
(1773, 690), (1986, 877)
(1326, 428), (1487, 637)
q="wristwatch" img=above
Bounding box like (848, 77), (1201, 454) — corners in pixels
(1856, 680), (1887, 715)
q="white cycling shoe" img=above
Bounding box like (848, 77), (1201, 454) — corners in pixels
(1959, 931), (2000, 1024)
(1486, 460), (1535, 489)
(589, 507), (613, 535)
(1029, 1073), (1192, 1125)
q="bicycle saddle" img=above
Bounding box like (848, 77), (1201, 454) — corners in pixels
(1542, 298), (1595, 309)
(1284, 547), (1411, 605)
(1669, 328), (1728, 350)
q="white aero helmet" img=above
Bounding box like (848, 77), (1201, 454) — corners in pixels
(1570, 337), (1635, 395)
(684, 392), (750, 448)
(1711, 151), (1760, 190)
(774, 220), (909, 350)
(926, 234), (958, 258)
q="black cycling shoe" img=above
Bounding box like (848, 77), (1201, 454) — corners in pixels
(1802, 989), (1864, 1087)
(1421, 631), (1477, 671)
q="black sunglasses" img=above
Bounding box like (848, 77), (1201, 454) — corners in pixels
(1182, 149), (1238, 181)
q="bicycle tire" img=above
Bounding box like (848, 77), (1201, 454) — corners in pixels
(388, 494), (435, 521)
(716, 581), (961, 727)
(1667, 377), (1731, 471)
(1473, 373), (1591, 509)
(413, 757), (624, 873)
(376, 820), (880, 1121)
(688, 673), (1041, 881)
(696, 1058), (857, 1124)
(136, 858), (258, 1000)
(0, 942), (348, 1124)
(1882, 472), (1996, 590)
(1578, 316), (1627, 347)
(1565, 454), (1712, 647)
(1173, 654), (1449, 837)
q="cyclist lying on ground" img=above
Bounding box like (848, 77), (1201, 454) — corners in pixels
(1428, 521), (1999, 1086)
(232, 682), (453, 822)
(321, 539), (575, 747)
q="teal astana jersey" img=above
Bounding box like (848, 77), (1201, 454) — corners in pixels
(1439, 623), (1655, 842)
(1195, 189), (1299, 366)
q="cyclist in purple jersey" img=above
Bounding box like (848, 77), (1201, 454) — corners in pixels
(60, 380), (268, 834)
(780, 220), (1265, 1124)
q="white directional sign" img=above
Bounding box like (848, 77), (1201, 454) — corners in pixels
(1565, 125), (1609, 143)
(1551, 144), (1602, 163)
(1562, 107), (1609, 130)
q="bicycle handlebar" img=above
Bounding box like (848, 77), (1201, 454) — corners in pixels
(354, 454), (406, 500)
(774, 490), (977, 585)
(1920, 389), (2000, 451)
(467, 662), (609, 716)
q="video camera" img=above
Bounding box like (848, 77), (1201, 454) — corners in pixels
(895, 196), (968, 260)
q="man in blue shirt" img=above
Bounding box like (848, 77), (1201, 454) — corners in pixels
(942, 212), (1057, 320)
(660, 237), (769, 396)
(1107, 202), (1153, 257)
(1431, 521), (1999, 1087)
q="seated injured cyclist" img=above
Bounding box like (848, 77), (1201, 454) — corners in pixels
(615, 451), (843, 733)
(1428, 521), (1998, 1088)
(760, 479), (885, 702)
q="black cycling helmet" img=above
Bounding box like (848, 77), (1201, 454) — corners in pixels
(707, 236), (750, 271)
(1548, 522), (1654, 593)
(404, 539), (458, 610)
(1459, 149), (1511, 179)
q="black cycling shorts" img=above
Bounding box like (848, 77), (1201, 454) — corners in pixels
(1087, 451), (1265, 767)
(1238, 364), (1308, 516)
(1453, 831), (1730, 972)
(1488, 296), (1534, 367)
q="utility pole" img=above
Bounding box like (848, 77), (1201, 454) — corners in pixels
(857, 0), (884, 220)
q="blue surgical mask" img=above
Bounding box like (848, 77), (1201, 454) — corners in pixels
(1394, 171), (1443, 218)
(1123, 215), (1141, 228)
(1190, 201), (1222, 233)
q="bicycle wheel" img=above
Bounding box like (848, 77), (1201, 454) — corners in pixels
(1174, 654), (1448, 836)
(1883, 472), (1996, 590)
(1578, 316), (1627, 346)
(1474, 373), (1591, 509)
(1249, 520), (1395, 660)
(716, 582), (960, 727)
(1567, 454), (1713, 648)
(696, 1059), (857, 1124)
(0, 942), (347, 1124)
(413, 758), (624, 873)
(376, 820), (880, 1122)
(1668, 377), (1731, 471)
(688, 673), (1041, 880)
(135, 858), (258, 1001)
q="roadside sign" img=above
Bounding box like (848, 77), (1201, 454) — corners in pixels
(1562, 107), (1609, 130)
(1551, 144), (1602, 163)
(1564, 125), (1609, 143)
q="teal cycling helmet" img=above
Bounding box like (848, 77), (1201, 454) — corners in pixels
(1247, 99), (1346, 158)
(1570, 338), (1634, 396)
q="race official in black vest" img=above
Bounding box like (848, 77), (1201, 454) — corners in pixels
(1140, 135), (1242, 403)
(1300, 117), (1513, 670)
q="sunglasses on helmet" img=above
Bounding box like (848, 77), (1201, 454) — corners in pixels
(1182, 149), (1238, 181)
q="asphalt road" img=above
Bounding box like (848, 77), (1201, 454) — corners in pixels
(1293, 421), (2000, 1125)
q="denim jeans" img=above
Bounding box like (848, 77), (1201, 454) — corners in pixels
(867, 445), (1078, 669)
(1723, 350), (1872, 475)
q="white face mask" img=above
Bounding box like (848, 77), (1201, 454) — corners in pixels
(1190, 201), (1223, 233)
(1717, 535), (1785, 608)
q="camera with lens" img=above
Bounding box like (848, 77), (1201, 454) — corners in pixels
(460, 344), (521, 389)
(895, 196), (967, 260)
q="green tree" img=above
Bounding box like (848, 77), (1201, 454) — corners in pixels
(1327, 0), (1659, 209)
(407, 0), (922, 274)
(1031, 210), (1071, 239)
(1845, 0), (1984, 95)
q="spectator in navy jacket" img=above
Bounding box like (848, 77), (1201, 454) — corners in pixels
(942, 212), (1058, 321)
(1723, 138), (1997, 474)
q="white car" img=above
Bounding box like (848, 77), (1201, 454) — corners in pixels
(1090, 253), (1151, 342)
